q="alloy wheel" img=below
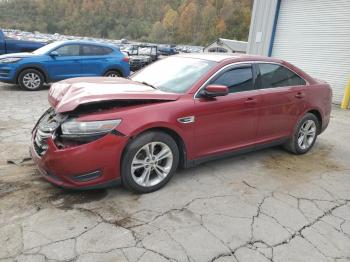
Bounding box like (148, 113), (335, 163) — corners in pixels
(23, 73), (41, 90)
(106, 71), (120, 77)
(297, 120), (317, 150)
(131, 142), (173, 187)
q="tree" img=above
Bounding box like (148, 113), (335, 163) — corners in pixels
(178, 1), (198, 42)
(0, 0), (252, 45)
(162, 8), (178, 42)
(216, 18), (226, 34)
(220, 0), (234, 22)
(150, 21), (166, 42)
(201, 2), (217, 42)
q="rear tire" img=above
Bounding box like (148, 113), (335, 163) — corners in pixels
(284, 113), (319, 155)
(104, 70), (122, 77)
(18, 69), (44, 91)
(121, 131), (179, 193)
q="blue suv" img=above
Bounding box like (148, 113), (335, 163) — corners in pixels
(0, 40), (130, 90)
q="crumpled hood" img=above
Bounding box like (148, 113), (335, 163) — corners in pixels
(0, 52), (35, 59)
(48, 77), (181, 113)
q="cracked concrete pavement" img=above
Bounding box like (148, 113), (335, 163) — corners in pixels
(0, 83), (350, 262)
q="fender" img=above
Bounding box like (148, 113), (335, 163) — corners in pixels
(129, 121), (187, 139)
(15, 63), (51, 83)
(103, 65), (126, 77)
(124, 120), (195, 161)
(297, 107), (324, 133)
(122, 121), (194, 168)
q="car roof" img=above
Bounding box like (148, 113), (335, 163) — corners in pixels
(177, 53), (317, 86)
(177, 53), (283, 64)
(54, 40), (117, 49)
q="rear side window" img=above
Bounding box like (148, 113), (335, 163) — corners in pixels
(258, 63), (306, 89)
(81, 45), (113, 56)
(210, 66), (254, 93)
(55, 45), (80, 56)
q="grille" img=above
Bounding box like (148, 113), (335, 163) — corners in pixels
(0, 69), (10, 77)
(130, 58), (148, 71)
(33, 109), (65, 156)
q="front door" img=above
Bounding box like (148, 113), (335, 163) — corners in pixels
(194, 64), (261, 159)
(45, 44), (82, 81)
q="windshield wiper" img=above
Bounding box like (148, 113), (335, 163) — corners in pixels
(140, 81), (158, 90)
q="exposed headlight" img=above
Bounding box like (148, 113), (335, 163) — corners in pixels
(0, 57), (22, 63)
(61, 119), (122, 137)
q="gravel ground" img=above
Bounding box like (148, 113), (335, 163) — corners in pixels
(0, 83), (350, 262)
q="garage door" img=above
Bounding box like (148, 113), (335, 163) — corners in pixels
(272, 0), (350, 104)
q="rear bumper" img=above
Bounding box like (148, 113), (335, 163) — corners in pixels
(30, 133), (129, 189)
(130, 60), (148, 71)
(320, 110), (331, 134)
(121, 62), (131, 77)
(320, 95), (332, 134)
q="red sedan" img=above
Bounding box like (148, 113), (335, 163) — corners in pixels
(30, 54), (332, 193)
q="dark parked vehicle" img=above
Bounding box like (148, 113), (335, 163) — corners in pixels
(0, 29), (45, 55)
(30, 54), (332, 193)
(0, 40), (130, 90)
(126, 44), (158, 71)
(158, 45), (178, 56)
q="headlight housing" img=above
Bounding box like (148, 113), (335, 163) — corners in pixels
(0, 57), (22, 63)
(61, 119), (122, 138)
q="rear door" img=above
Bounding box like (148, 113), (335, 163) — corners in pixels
(80, 44), (114, 76)
(45, 44), (82, 81)
(256, 63), (307, 140)
(194, 64), (261, 158)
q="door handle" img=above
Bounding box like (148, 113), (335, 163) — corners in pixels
(244, 97), (257, 104)
(295, 92), (305, 99)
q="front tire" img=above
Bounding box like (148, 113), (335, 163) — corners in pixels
(284, 113), (319, 155)
(121, 131), (179, 193)
(18, 69), (44, 91)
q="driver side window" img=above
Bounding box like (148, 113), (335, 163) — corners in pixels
(210, 66), (254, 93)
(55, 45), (80, 56)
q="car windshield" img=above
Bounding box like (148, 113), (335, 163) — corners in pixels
(32, 41), (65, 55)
(131, 56), (216, 93)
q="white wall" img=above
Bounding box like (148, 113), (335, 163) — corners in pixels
(247, 0), (278, 56)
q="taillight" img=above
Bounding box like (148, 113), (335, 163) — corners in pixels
(123, 57), (130, 63)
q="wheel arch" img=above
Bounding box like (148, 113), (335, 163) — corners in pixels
(122, 126), (188, 169)
(103, 67), (124, 77)
(306, 109), (323, 134)
(16, 66), (49, 84)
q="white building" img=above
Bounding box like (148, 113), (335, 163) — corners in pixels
(247, 0), (350, 104)
(203, 38), (247, 54)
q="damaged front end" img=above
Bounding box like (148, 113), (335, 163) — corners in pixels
(30, 106), (129, 189)
(30, 77), (180, 189)
(32, 105), (126, 156)
(33, 108), (67, 156)
(33, 96), (172, 157)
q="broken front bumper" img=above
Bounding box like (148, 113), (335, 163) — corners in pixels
(30, 133), (128, 189)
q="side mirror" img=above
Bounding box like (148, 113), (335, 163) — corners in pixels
(49, 51), (59, 57)
(202, 85), (229, 98)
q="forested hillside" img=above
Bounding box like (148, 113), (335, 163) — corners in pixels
(0, 0), (252, 45)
